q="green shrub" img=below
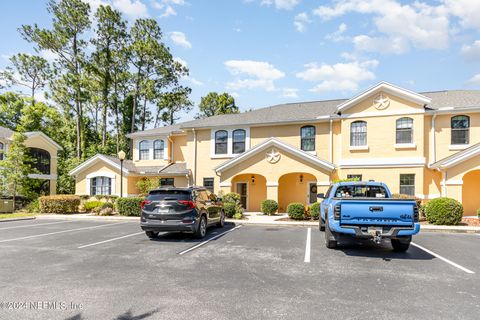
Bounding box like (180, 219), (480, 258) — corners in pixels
(224, 202), (237, 218)
(94, 195), (104, 201)
(310, 202), (320, 220)
(223, 192), (241, 204)
(79, 195), (90, 200)
(101, 202), (114, 209)
(136, 178), (158, 196)
(83, 201), (104, 212)
(38, 195), (80, 214)
(287, 203), (306, 220)
(261, 199), (278, 215)
(99, 207), (114, 216)
(26, 199), (40, 213)
(425, 197), (463, 225)
(116, 197), (144, 216)
(233, 212), (243, 220)
(477, 208), (480, 218)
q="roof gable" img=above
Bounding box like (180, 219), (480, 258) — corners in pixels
(214, 138), (335, 173)
(69, 154), (129, 176)
(430, 142), (480, 169)
(336, 82), (432, 114)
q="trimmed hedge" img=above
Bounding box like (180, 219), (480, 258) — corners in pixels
(83, 201), (104, 212)
(261, 199), (278, 215)
(39, 195), (80, 214)
(310, 202), (320, 220)
(425, 197), (463, 225)
(477, 208), (480, 218)
(116, 197), (144, 216)
(224, 202), (237, 218)
(223, 192), (241, 204)
(287, 203), (305, 220)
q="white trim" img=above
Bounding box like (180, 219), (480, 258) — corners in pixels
(307, 181), (316, 204)
(210, 127), (251, 158)
(336, 82), (431, 113)
(339, 157), (426, 168)
(316, 181), (331, 186)
(416, 194), (441, 200)
(24, 131), (63, 150)
(87, 175), (117, 196)
(341, 109), (424, 119)
(430, 143), (480, 169)
(69, 154), (129, 176)
(136, 138), (168, 161)
(27, 173), (58, 180)
(266, 182), (279, 187)
(442, 180), (463, 186)
(235, 181), (249, 211)
(395, 143), (417, 149)
(449, 144), (469, 151)
(219, 182), (232, 187)
(214, 138), (336, 173)
(349, 145), (369, 151)
(86, 171), (116, 179)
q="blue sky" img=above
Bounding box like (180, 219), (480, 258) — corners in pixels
(1, 0), (480, 124)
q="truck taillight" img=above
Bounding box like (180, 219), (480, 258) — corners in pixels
(413, 205), (419, 222)
(140, 200), (152, 209)
(177, 200), (195, 209)
(334, 205), (341, 220)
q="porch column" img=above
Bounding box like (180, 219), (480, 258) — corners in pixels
(266, 182), (278, 202)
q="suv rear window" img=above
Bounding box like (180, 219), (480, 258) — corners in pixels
(335, 185), (388, 198)
(147, 190), (191, 201)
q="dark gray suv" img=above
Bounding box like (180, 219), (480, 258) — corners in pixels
(140, 187), (225, 239)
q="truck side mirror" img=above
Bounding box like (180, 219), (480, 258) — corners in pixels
(317, 193), (325, 199)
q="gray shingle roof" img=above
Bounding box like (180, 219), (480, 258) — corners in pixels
(159, 162), (188, 175)
(127, 89), (480, 135)
(101, 155), (188, 175)
(0, 126), (14, 139)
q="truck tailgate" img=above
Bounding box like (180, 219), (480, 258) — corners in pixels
(338, 199), (415, 226)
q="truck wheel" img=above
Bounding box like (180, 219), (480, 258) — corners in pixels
(319, 217), (325, 232)
(145, 231), (159, 239)
(391, 237), (411, 252)
(325, 219), (337, 249)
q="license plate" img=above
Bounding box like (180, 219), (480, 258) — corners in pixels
(157, 209), (169, 214)
(368, 227), (382, 234)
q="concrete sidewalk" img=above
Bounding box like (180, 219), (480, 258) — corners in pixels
(35, 212), (480, 233)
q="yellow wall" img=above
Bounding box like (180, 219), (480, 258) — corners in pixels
(462, 170), (480, 215)
(278, 172), (316, 212)
(231, 174), (266, 212)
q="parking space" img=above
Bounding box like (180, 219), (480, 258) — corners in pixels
(0, 219), (479, 319)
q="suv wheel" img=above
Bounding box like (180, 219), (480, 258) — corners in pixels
(145, 231), (159, 239)
(216, 211), (225, 228)
(194, 215), (207, 239)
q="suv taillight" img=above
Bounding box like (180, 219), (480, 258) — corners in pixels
(413, 205), (419, 222)
(177, 200), (195, 209)
(333, 204), (341, 220)
(140, 200), (152, 209)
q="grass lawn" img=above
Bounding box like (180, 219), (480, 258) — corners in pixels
(0, 213), (36, 220)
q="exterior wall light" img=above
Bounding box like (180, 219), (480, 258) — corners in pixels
(251, 175), (255, 184)
(300, 174), (304, 183)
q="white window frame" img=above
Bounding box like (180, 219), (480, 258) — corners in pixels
(136, 138), (168, 161)
(210, 128), (250, 158)
(86, 171), (116, 196)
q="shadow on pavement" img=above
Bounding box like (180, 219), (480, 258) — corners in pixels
(147, 222), (238, 244)
(337, 239), (434, 261)
(65, 308), (160, 320)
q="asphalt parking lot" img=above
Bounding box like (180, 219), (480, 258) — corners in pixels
(0, 219), (479, 320)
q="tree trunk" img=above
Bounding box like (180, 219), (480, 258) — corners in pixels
(141, 97), (147, 131)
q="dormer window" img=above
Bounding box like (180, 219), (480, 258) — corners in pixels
(215, 130), (228, 154)
(139, 140), (149, 160)
(451, 115), (469, 145)
(153, 139), (165, 159)
(232, 129), (246, 154)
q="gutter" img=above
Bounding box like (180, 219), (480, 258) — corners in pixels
(167, 134), (174, 162)
(193, 128), (197, 185)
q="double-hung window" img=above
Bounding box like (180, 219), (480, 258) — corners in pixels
(91, 177), (111, 195)
(399, 174), (415, 196)
(350, 121), (367, 146)
(153, 140), (164, 159)
(232, 129), (246, 154)
(451, 115), (470, 145)
(300, 126), (315, 151)
(215, 130), (228, 154)
(396, 117), (413, 144)
(139, 140), (149, 160)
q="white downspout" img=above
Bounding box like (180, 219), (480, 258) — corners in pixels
(431, 114), (437, 164)
(167, 134), (173, 163)
(329, 119), (333, 163)
(192, 128), (197, 186)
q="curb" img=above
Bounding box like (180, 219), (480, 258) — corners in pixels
(37, 214), (139, 222)
(0, 217), (36, 223)
(226, 219), (318, 227)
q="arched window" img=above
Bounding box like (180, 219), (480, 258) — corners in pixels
(451, 115), (470, 145)
(91, 176), (111, 195)
(153, 140), (164, 159)
(139, 140), (149, 160)
(350, 121), (367, 146)
(27, 148), (51, 174)
(0, 142), (4, 160)
(300, 126), (316, 151)
(396, 117), (413, 144)
(215, 130), (228, 154)
(232, 129), (246, 154)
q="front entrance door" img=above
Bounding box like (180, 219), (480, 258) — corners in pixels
(308, 182), (317, 204)
(236, 182), (248, 210)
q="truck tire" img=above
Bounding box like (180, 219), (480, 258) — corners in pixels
(391, 237), (411, 252)
(145, 231), (159, 239)
(325, 219), (337, 249)
(319, 217), (325, 232)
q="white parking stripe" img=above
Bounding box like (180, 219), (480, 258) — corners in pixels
(411, 242), (475, 274)
(0, 222), (128, 243)
(0, 220), (74, 231)
(178, 225), (243, 255)
(304, 227), (311, 263)
(78, 231), (144, 248)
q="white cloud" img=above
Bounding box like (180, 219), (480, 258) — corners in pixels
(224, 60), (285, 91)
(161, 5), (176, 17)
(153, 0), (186, 18)
(313, 0), (450, 53)
(461, 40), (480, 62)
(294, 12), (311, 32)
(444, 0), (480, 30)
(113, 0), (149, 19)
(169, 31), (192, 49)
(296, 59), (378, 93)
(83, 0), (110, 12)
(256, 0), (300, 10)
(466, 73), (480, 86)
(187, 77), (204, 86)
(40, 50), (58, 63)
(282, 88), (299, 98)
(173, 56), (188, 67)
(325, 23), (348, 42)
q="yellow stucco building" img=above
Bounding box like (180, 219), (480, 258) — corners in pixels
(0, 127), (62, 195)
(70, 82), (480, 214)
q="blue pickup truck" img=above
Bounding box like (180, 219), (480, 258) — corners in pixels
(318, 181), (420, 251)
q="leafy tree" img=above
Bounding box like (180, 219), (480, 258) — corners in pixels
(21, 0), (91, 158)
(0, 92), (25, 129)
(157, 86), (193, 125)
(0, 133), (33, 210)
(3, 53), (52, 105)
(196, 92), (239, 119)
